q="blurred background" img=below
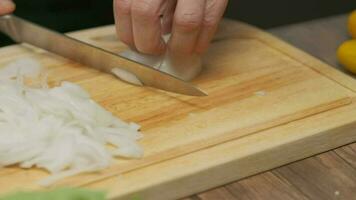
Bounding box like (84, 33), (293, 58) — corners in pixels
(0, 0), (356, 46)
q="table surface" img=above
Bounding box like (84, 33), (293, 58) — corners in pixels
(182, 14), (356, 200)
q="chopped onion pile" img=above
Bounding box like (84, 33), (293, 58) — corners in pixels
(0, 58), (143, 186)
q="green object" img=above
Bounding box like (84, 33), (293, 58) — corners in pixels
(0, 188), (106, 200)
(131, 195), (142, 200)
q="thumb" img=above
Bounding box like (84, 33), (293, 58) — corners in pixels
(0, 0), (15, 15)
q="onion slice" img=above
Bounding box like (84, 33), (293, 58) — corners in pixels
(116, 34), (203, 85)
(0, 58), (143, 186)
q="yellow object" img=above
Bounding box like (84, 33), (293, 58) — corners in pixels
(349, 10), (356, 38)
(337, 40), (356, 74)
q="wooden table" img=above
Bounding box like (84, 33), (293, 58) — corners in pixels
(183, 14), (356, 200)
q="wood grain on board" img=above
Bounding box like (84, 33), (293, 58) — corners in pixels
(0, 17), (355, 200)
(190, 14), (356, 200)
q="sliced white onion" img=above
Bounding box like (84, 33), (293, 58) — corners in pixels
(0, 58), (42, 80)
(0, 58), (143, 186)
(116, 34), (203, 85)
(111, 68), (143, 86)
(159, 51), (202, 81)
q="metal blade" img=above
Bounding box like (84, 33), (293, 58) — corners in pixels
(0, 15), (207, 96)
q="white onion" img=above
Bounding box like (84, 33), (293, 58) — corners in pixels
(0, 58), (42, 80)
(111, 67), (143, 86)
(117, 34), (203, 85)
(159, 51), (202, 81)
(0, 58), (143, 186)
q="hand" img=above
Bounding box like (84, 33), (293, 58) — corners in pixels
(114, 0), (228, 55)
(0, 0), (15, 15)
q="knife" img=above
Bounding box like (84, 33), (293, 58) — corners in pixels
(0, 15), (207, 96)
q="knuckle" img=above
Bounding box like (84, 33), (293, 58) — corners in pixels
(203, 14), (219, 28)
(203, 0), (227, 28)
(115, 0), (132, 15)
(131, 0), (160, 19)
(175, 12), (202, 32)
(207, 0), (228, 10)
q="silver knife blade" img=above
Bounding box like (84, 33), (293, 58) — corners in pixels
(0, 15), (207, 96)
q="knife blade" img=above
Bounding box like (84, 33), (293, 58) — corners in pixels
(0, 15), (207, 96)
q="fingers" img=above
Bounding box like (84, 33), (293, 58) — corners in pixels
(114, 0), (134, 47)
(195, 0), (228, 54)
(114, 0), (227, 55)
(131, 0), (166, 55)
(114, 0), (166, 55)
(0, 0), (15, 15)
(161, 0), (177, 34)
(169, 0), (206, 55)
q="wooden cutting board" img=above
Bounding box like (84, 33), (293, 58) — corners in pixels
(0, 19), (356, 200)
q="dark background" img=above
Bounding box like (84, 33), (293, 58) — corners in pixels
(1, 0), (356, 46)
